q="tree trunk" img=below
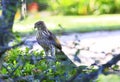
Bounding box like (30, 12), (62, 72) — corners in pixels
(0, 0), (18, 47)
(0, 0), (19, 69)
(20, 0), (27, 20)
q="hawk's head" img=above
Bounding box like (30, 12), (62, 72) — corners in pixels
(34, 21), (46, 30)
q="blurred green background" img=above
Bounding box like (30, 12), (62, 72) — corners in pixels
(32, 0), (120, 15)
(12, 0), (120, 34)
(1, 0), (120, 81)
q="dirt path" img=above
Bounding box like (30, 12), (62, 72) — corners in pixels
(26, 30), (120, 66)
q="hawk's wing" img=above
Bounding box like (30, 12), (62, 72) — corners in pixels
(39, 29), (62, 50)
(47, 30), (62, 50)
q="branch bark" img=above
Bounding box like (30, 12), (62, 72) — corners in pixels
(0, 40), (25, 57)
(0, 0), (18, 46)
(67, 54), (120, 82)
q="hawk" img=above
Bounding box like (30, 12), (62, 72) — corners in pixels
(34, 21), (62, 59)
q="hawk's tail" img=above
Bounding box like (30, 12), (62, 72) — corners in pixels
(56, 50), (76, 67)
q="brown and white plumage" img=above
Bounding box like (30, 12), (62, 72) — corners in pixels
(34, 21), (62, 58)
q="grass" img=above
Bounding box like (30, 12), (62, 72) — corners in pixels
(13, 14), (120, 33)
(97, 74), (120, 82)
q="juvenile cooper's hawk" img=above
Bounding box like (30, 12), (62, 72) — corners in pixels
(34, 21), (62, 59)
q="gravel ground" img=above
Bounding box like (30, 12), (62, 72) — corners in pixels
(26, 30), (120, 66)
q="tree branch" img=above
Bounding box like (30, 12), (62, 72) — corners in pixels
(102, 54), (120, 68)
(0, 40), (25, 57)
(67, 54), (120, 82)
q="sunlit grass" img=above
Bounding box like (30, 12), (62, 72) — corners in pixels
(97, 74), (120, 82)
(13, 14), (120, 33)
(40, 15), (120, 32)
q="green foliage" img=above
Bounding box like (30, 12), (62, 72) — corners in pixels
(0, 45), (101, 81)
(94, 0), (116, 14)
(0, 47), (77, 81)
(0, 45), (120, 81)
(47, 0), (120, 15)
(31, 0), (49, 11)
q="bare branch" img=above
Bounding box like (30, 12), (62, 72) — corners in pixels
(102, 54), (120, 68)
(67, 54), (120, 82)
(0, 40), (25, 57)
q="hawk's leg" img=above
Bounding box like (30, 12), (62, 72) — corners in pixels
(51, 45), (55, 57)
(44, 47), (55, 61)
(44, 48), (56, 66)
(44, 49), (50, 58)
